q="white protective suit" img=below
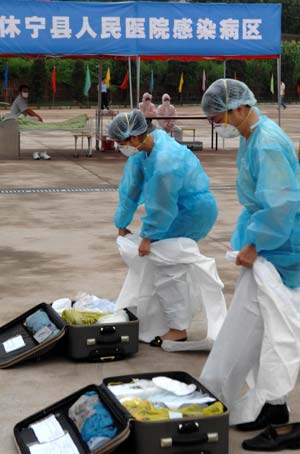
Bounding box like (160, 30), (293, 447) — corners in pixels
(157, 94), (183, 142)
(200, 252), (300, 425)
(115, 235), (227, 351)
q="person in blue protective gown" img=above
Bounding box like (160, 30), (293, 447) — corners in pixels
(200, 79), (300, 447)
(108, 109), (218, 342)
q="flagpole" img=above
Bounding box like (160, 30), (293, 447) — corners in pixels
(96, 60), (103, 152)
(51, 66), (56, 107)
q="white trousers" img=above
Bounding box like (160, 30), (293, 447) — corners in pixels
(116, 235), (227, 349)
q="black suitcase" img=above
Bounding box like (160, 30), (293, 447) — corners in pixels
(14, 383), (130, 454)
(14, 371), (228, 454)
(65, 308), (139, 361)
(0, 302), (139, 368)
(101, 371), (229, 454)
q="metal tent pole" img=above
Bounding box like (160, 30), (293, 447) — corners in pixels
(128, 56), (133, 109)
(136, 55), (140, 107)
(277, 56), (281, 126)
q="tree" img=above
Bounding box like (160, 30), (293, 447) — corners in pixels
(71, 60), (85, 102)
(30, 59), (47, 103)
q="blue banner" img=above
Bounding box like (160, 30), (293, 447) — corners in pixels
(0, 1), (281, 57)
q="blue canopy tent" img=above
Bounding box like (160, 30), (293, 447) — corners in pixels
(0, 1), (282, 145)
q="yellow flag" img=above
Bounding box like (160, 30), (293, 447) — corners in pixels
(270, 74), (274, 95)
(105, 67), (111, 88)
(178, 72), (184, 94)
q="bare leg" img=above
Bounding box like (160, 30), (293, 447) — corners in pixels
(161, 329), (187, 341)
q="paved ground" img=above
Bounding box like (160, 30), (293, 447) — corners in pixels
(0, 103), (299, 453)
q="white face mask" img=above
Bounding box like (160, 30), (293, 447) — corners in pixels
(213, 123), (240, 139)
(119, 145), (139, 157)
(22, 92), (29, 99)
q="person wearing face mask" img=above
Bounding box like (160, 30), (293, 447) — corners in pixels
(108, 109), (218, 343)
(199, 79), (300, 450)
(157, 93), (183, 142)
(138, 92), (157, 133)
(8, 84), (51, 160)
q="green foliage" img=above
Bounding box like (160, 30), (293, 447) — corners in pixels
(1, 1), (300, 104)
(71, 60), (85, 101)
(30, 59), (47, 102)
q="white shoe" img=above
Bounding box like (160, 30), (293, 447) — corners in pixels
(32, 152), (40, 160)
(40, 151), (51, 160)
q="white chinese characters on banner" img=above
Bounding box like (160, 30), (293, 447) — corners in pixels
(0, 16), (21, 38)
(0, 15), (262, 42)
(25, 16), (46, 39)
(100, 17), (121, 39)
(149, 18), (170, 40)
(75, 16), (97, 39)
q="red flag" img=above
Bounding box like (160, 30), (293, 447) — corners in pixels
(297, 83), (300, 95)
(119, 70), (129, 90)
(51, 66), (57, 94)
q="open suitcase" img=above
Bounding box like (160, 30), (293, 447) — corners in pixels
(0, 302), (139, 368)
(14, 371), (229, 454)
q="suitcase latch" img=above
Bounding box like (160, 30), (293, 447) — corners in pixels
(207, 432), (219, 443)
(178, 421), (199, 433)
(86, 338), (96, 346)
(160, 438), (172, 448)
(100, 326), (116, 335)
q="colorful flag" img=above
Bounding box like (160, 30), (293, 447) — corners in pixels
(51, 66), (56, 94)
(3, 62), (8, 90)
(270, 74), (274, 95)
(105, 67), (111, 88)
(178, 72), (184, 94)
(149, 69), (154, 92)
(201, 69), (206, 92)
(119, 70), (129, 90)
(83, 65), (91, 96)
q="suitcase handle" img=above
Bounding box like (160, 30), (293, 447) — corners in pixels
(86, 336), (129, 346)
(160, 432), (218, 448)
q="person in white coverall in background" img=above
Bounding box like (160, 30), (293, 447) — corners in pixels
(138, 92), (157, 133)
(157, 93), (183, 142)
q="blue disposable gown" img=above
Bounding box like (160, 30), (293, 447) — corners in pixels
(115, 129), (217, 241)
(231, 111), (300, 288)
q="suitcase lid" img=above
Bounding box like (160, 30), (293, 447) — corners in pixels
(0, 302), (66, 368)
(14, 383), (130, 454)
